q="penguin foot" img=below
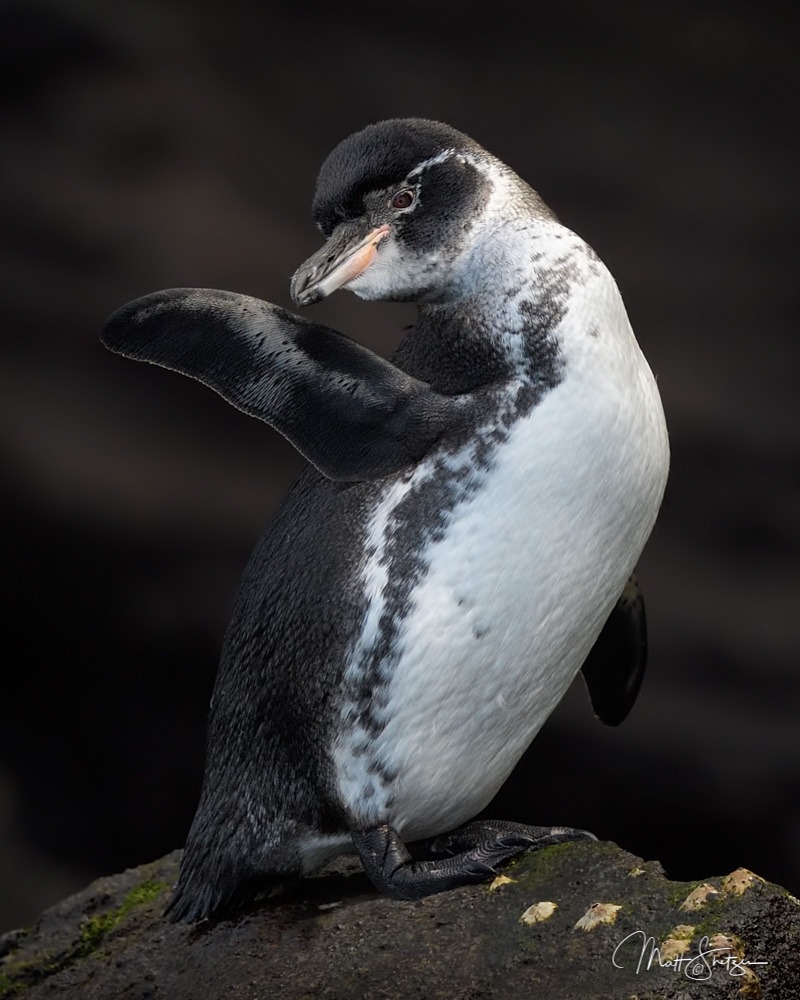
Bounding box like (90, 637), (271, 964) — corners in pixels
(426, 818), (597, 858)
(351, 821), (594, 900)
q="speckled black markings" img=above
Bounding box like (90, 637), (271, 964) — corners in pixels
(336, 285), (571, 801)
(584, 243), (600, 262)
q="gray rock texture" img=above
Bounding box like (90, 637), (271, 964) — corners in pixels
(2, 841), (797, 999)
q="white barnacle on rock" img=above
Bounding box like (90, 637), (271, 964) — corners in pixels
(574, 902), (621, 930)
(722, 868), (764, 896)
(488, 875), (516, 892)
(707, 932), (744, 957)
(659, 924), (696, 961)
(705, 936), (763, 998)
(519, 901), (557, 925)
(679, 883), (720, 911)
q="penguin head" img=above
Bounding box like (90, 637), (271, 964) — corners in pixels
(290, 119), (509, 307)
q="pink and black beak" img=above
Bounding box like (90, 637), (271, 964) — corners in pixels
(290, 222), (390, 307)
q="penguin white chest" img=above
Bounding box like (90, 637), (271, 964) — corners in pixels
(334, 358), (666, 842)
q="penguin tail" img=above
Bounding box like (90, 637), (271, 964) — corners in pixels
(164, 847), (283, 924)
(164, 804), (292, 923)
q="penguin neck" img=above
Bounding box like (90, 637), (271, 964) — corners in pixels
(396, 219), (591, 396)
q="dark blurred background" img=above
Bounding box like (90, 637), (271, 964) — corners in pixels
(1, 0), (797, 933)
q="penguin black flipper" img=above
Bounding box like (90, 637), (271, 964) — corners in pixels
(101, 287), (457, 482)
(581, 573), (647, 726)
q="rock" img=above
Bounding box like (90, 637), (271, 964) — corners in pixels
(1, 841), (798, 999)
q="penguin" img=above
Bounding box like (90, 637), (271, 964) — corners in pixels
(101, 118), (669, 922)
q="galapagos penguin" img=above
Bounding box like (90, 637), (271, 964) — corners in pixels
(101, 118), (669, 922)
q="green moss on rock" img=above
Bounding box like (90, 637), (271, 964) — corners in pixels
(0, 879), (169, 998)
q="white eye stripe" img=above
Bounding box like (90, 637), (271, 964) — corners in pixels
(405, 148), (460, 180)
(384, 150), (478, 213)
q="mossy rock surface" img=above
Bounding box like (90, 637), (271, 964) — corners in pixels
(1, 841), (798, 999)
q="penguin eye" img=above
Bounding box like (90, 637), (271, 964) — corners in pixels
(390, 189), (415, 211)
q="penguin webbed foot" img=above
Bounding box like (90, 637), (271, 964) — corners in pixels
(352, 821), (595, 900)
(425, 818), (597, 858)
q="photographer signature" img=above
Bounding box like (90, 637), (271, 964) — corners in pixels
(612, 930), (768, 980)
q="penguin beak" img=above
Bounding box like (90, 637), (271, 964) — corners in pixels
(291, 223), (390, 307)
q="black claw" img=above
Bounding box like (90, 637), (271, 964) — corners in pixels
(464, 859), (496, 877)
(497, 834), (535, 849)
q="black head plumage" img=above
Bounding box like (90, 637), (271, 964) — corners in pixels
(311, 118), (480, 235)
